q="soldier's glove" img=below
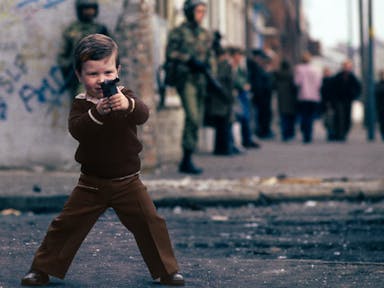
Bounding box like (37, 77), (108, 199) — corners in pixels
(187, 57), (207, 73)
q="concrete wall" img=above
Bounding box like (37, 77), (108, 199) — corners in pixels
(0, 0), (123, 170)
(0, 0), (250, 171)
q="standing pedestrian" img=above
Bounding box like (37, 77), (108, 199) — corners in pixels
(294, 52), (322, 143)
(206, 47), (235, 155)
(320, 67), (337, 141)
(331, 60), (362, 141)
(165, 0), (212, 174)
(57, 0), (110, 98)
(21, 34), (184, 287)
(274, 59), (298, 142)
(230, 47), (260, 149)
(375, 69), (384, 140)
(248, 49), (274, 139)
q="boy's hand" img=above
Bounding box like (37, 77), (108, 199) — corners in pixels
(108, 88), (130, 111)
(96, 98), (112, 115)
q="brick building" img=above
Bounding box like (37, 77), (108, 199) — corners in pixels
(245, 0), (310, 65)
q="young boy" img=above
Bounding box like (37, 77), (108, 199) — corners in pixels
(230, 47), (260, 150)
(21, 34), (185, 286)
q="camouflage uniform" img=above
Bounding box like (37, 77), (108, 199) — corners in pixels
(57, 0), (109, 98)
(166, 21), (212, 152)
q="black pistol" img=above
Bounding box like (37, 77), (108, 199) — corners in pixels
(100, 78), (120, 98)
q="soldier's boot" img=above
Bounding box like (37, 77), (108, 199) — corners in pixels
(178, 149), (203, 174)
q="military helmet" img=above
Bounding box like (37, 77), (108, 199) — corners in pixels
(76, 0), (98, 7)
(183, 0), (206, 22)
(76, 0), (99, 20)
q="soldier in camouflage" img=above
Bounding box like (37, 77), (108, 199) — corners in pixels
(165, 0), (212, 174)
(57, 0), (109, 98)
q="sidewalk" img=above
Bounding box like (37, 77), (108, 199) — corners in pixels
(1, 124), (383, 213)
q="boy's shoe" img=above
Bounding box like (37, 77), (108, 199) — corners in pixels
(160, 273), (185, 286)
(21, 270), (50, 286)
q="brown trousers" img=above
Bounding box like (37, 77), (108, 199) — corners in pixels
(30, 173), (179, 279)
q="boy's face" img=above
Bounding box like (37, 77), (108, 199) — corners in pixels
(76, 53), (120, 99)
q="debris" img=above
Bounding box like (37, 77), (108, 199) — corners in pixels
(32, 184), (42, 193)
(261, 177), (278, 186)
(332, 188), (345, 195)
(244, 223), (259, 228)
(365, 207), (374, 214)
(173, 206), (182, 214)
(276, 173), (287, 180)
(1, 209), (21, 216)
(305, 200), (317, 207)
(211, 215), (228, 221)
(279, 178), (321, 184)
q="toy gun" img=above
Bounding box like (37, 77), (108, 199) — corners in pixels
(100, 78), (120, 98)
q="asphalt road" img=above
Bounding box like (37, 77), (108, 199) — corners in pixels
(1, 199), (384, 288)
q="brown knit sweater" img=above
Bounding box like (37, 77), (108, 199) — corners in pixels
(68, 88), (149, 178)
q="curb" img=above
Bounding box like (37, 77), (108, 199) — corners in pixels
(1, 178), (383, 213)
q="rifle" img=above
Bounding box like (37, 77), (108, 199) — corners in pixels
(156, 61), (227, 111)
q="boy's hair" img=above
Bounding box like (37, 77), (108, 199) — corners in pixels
(74, 33), (120, 73)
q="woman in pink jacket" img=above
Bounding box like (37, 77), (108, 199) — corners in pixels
(294, 52), (322, 143)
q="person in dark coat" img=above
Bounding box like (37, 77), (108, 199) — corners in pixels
(331, 60), (361, 141)
(320, 67), (336, 141)
(375, 70), (384, 140)
(247, 49), (274, 139)
(274, 60), (297, 141)
(206, 48), (235, 155)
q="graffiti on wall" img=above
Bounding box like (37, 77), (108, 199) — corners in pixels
(0, 53), (68, 121)
(19, 65), (66, 113)
(0, 98), (7, 120)
(17, 0), (66, 9)
(0, 0), (70, 121)
(0, 0), (68, 24)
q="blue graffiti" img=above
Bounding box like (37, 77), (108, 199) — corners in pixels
(19, 66), (66, 113)
(0, 53), (67, 120)
(43, 0), (66, 9)
(0, 98), (7, 120)
(0, 54), (28, 94)
(17, 0), (66, 9)
(0, 54), (28, 120)
(17, 0), (39, 8)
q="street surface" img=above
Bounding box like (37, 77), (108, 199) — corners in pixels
(1, 124), (384, 287)
(1, 200), (384, 287)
